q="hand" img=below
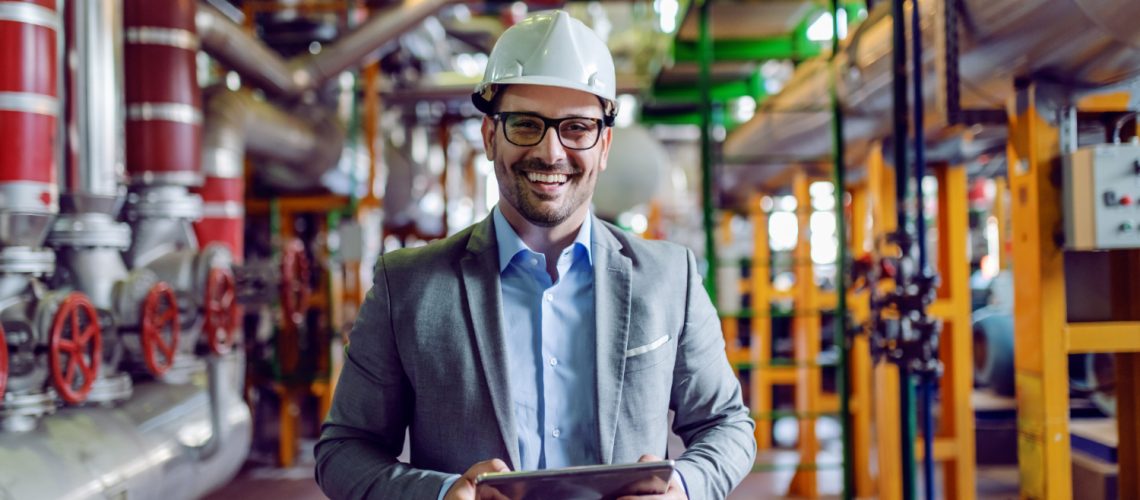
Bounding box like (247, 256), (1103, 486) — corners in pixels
(616, 454), (688, 500)
(443, 458), (511, 500)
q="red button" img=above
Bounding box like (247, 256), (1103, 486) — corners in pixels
(1122, 196), (1133, 206)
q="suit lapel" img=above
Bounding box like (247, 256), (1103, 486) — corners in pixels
(460, 217), (521, 469)
(593, 219), (632, 464)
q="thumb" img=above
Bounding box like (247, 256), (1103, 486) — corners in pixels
(637, 454), (663, 462)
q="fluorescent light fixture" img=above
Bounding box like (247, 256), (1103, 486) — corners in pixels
(806, 10), (848, 42)
(655, 0), (678, 33)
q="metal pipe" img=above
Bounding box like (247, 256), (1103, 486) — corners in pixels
(0, 0), (61, 249)
(61, 0), (126, 215)
(291, 0), (456, 93)
(698, 0), (717, 304)
(900, 367), (917, 500)
(829, 1), (854, 497)
(0, 354), (251, 500)
(194, 3), (301, 97)
(724, 0), (1140, 181)
(891, 0), (909, 255)
(196, 0), (456, 99)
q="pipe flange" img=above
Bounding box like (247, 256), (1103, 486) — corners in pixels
(84, 372), (133, 405)
(0, 247), (55, 276)
(46, 213), (132, 249)
(128, 186), (203, 221)
(0, 389), (57, 432)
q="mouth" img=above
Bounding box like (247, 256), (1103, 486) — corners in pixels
(524, 171), (571, 185)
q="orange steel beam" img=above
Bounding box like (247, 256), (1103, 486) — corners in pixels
(789, 171), (820, 498)
(934, 163), (976, 499)
(750, 194), (774, 450)
(1007, 83), (1072, 499)
(848, 182), (875, 497)
(867, 143), (902, 500)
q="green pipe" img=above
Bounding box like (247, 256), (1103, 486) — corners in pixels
(673, 37), (821, 62)
(698, 0), (717, 305)
(829, 0), (855, 496)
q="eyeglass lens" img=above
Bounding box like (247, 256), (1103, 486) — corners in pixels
(501, 113), (601, 150)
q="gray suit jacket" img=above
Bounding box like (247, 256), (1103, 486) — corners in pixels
(315, 215), (755, 499)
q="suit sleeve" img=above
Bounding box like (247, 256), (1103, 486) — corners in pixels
(670, 249), (757, 500)
(314, 255), (452, 499)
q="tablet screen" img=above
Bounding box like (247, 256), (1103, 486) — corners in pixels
(474, 460), (674, 500)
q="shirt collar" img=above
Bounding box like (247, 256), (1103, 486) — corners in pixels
(492, 204), (593, 274)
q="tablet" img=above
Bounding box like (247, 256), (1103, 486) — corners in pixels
(474, 460), (674, 500)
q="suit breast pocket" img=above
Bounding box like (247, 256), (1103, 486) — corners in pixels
(624, 334), (674, 373)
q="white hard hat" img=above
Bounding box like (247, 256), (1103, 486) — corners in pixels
(473, 10), (617, 125)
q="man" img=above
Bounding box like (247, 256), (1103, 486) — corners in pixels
(315, 10), (755, 500)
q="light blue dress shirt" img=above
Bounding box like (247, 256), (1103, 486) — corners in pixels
(438, 207), (598, 498)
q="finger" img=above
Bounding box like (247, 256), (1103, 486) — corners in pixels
(488, 458), (510, 472)
(637, 454), (662, 463)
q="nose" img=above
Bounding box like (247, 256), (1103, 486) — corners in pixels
(529, 125), (568, 164)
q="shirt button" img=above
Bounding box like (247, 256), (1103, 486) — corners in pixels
(544, 293), (553, 302)
(552, 428), (561, 438)
(530, 258), (539, 267)
(549, 357), (558, 367)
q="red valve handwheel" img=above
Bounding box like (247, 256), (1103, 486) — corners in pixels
(203, 268), (239, 355)
(49, 292), (103, 404)
(0, 322), (8, 397)
(280, 239), (311, 326)
(141, 282), (180, 376)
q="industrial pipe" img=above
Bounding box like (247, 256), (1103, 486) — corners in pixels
(0, 354), (252, 500)
(124, 0), (202, 188)
(724, 0), (1140, 184)
(195, 0), (456, 100)
(0, 0), (60, 249)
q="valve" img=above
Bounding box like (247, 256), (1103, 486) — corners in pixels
(203, 268), (239, 355)
(141, 282), (180, 376)
(0, 322), (8, 397)
(49, 292), (103, 404)
(280, 238), (311, 326)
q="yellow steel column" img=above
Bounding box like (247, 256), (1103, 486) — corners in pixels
(1007, 83), (1072, 499)
(934, 163), (977, 500)
(992, 176), (1009, 270)
(719, 212), (741, 365)
(789, 171), (820, 497)
(848, 182), (876, 498)
(750, 195), (773, 450)
(868, 143), (903, 500)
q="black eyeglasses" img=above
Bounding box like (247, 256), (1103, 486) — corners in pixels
(493, 112), (605, 151)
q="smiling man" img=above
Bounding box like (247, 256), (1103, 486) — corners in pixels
(315, 10), (755, 500)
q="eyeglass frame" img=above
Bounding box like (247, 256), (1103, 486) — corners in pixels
(491, 111), (607, 151)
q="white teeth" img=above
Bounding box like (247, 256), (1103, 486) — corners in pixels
(525, 172), (568, 184)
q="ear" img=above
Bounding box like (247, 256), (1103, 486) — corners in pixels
(481, 115), (496, 160)
(596, 126), (613, 172)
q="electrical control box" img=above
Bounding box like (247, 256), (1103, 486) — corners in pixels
(1064, 144), (1140, 250)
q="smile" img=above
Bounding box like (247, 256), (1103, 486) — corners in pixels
(525, 172), (569, 184)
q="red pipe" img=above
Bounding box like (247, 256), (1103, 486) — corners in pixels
(123, 0), (200, 186)
(0, 0), (58, 209)
(195, 176), (244, 262)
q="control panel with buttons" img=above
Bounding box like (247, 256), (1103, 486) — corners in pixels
(1064, 144), (1140, 249)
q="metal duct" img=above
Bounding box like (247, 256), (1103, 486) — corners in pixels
(200, 86), (344, 196)
(194, 3), (301, 98)
(724, 0), (1140, 182)
(61, 0), (126, 215)
(195, 0), (456, 99)
(0, 0), (60, 249)
(0, 355), (251, 500)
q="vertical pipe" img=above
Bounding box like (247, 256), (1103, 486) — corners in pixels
(698, 0), (717, 304)
(901, 366), (917, 500)
(890, 0), (909, 254)
(890, 1), (917, 498)
(910, 2), (936, 498)
(829, 1), (853, 498)
(0, 0), (61, 248)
